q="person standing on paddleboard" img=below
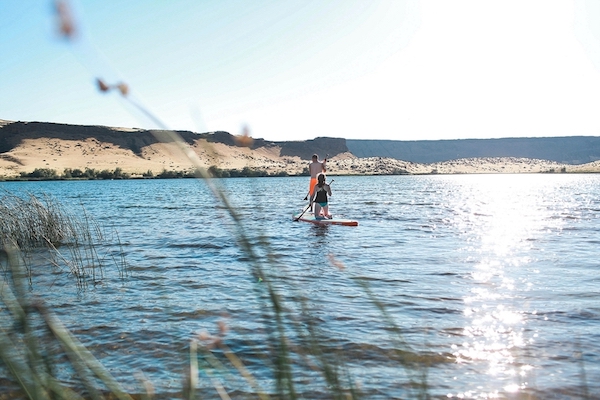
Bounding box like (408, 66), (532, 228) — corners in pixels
(307, 154), (327, 211)
(310, 173), (332, 219)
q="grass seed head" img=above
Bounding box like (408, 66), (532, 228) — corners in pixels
(235, 125), (254, 147)
(97, 78), (110, 92)
(117, 83), (129, 96)
(55, 1), (76, 38)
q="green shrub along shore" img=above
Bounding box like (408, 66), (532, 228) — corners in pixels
(1, 166), (297, 181)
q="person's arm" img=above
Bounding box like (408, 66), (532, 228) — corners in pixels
(326, 184), (332, 196)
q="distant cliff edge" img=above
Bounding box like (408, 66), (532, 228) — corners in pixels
(0, 120), (349, 161)
(2, 120), (600, 165)
(346, 137), (600, 165)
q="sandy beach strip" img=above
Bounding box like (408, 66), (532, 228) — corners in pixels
(0, 135), (598, 178)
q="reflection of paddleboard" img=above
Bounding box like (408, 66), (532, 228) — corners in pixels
(292, 212), (358, 226)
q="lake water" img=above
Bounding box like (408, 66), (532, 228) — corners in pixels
(1, 174), (600, 399)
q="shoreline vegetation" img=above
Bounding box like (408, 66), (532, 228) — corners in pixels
(2, 158), (600, 182)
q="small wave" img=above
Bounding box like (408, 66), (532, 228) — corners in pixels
(429, 271), (459, 276)
(167, 242), (228, 250)
(352, 275), (411, 284)
(441, 327), (465, 336)
(339, 341), (455, 366)
(412, 306), (462, 315)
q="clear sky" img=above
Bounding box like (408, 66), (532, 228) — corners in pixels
(2, 0), (600, 142)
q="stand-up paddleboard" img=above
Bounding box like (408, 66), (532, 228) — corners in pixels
(293, 212), (358, 226)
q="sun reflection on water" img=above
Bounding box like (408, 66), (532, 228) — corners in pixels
(447, 175), (563, 398)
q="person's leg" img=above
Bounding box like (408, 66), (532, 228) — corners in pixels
(322, 204), (331, 218)
(314, 203), (322, 218)
(308, 178), (317, 211)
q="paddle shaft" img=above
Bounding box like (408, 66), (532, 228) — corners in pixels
(294, 203), (312, 221)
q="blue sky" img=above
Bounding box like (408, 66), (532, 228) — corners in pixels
(2, 0), (600, 142)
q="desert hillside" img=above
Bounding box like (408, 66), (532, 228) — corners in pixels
(1, 119), (600, 178)
(347, 136), (600, 164)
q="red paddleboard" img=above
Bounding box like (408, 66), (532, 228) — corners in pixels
(292, 212), (358, 226)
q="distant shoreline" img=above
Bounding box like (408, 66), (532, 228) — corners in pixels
(2, 161), (598, 182)
(2, 119), (600, 178)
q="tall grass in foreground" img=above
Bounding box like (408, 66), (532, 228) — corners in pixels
(0, 190), (433, 399)
(0, 191), (128, 288)
(0, 192), (134, 398)
(0, 245), (133, 399)
(0, 4), (430, 397)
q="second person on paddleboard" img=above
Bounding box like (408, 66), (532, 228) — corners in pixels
(307, 154), (327, 211)
(311, 173), (332, 219)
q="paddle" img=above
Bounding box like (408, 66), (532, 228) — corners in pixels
(295, 179), (334, 221)
(302, 190), (310, 202)
(294, 203), (312, 222)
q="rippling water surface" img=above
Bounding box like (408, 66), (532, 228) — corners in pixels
(2, 174), (600, 398)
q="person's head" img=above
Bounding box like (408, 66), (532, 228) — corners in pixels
(317, 173), (326, 184)
(312, 154), (318, 162)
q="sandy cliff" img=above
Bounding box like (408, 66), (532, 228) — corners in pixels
(1, 119), (599, 178)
